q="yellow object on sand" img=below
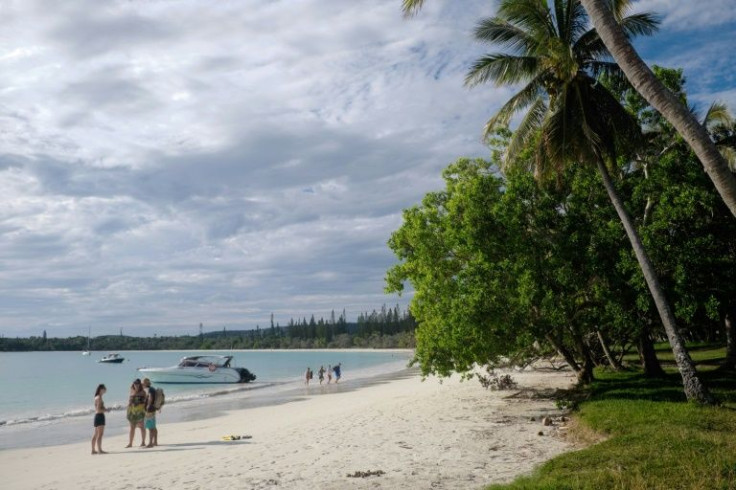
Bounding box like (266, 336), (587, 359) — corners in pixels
(221, 435), (252, 441)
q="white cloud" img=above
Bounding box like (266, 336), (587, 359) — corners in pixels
(637, 0), (736, 30)
(0, 0), (504, 336)
(0, 0), (731, 337)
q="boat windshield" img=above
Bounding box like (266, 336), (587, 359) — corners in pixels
(178, 356), (232, 368)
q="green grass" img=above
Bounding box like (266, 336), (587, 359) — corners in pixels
(487, 346), (736, 490)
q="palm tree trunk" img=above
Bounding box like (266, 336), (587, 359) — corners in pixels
(595, 159), (715, 404)
(597, 329), (623, 370)
(581, 0), (736, 218)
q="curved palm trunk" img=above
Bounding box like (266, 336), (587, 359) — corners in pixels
(595, 159), (715, 404)
(597, 329), (623, 371)
(580, 0), (736, 218)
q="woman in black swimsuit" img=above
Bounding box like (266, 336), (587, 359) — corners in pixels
(91, 384), (108, 455)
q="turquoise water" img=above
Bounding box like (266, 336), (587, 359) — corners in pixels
(0, 350), (412, 428)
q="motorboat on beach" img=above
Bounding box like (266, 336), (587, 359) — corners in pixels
(137, 355), (256, 384)
(98, 353), (125, 364)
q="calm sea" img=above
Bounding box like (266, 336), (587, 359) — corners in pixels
(0, 349), (413, 450)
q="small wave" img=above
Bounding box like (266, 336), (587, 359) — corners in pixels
(0, 382), (280, 428)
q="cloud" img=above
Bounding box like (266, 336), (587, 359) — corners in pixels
(636, 0), (736, 30)
(0, 0), (732, 337)
(0, 0), (506, 336)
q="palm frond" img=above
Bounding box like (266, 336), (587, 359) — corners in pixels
(554, 0), (587, 45)
(703, 101), (733, 127)
(573, 28), (609, 61)
(483, 75), (547, 132)
(474, 17), (539, 54)
(619, 13), (660, 38)
(588, 61), (624, 79)
(498, 0), (557, 40)
(465, 54), (540, 87)
(586, 77), (644, 158)
(606, 0), (633, 21)
(719, 146), (736, 171)
(574, 12), (658, 61)
(401, 0), (425, 17)
(502, 97), (548, 168)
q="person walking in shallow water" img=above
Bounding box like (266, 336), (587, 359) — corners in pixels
(327, 364), (333, 384)
(333, 363), (342, 383)
(125, 378), (146, 448)
(91, 384), (108, 455)
(318, 365), (325, 385)
(304, 367), (313, 385)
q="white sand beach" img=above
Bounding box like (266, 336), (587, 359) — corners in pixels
(1, 368), (576, 490)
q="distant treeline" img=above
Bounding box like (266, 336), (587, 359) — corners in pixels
(0, 304), (416, 352)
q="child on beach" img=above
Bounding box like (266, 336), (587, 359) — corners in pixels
(91, 384), (108, 455)
(318, 365), (325, 385)
(143, 378), (158, 448)
(304, 367), (312, 385)
(327, 364), (332, 384)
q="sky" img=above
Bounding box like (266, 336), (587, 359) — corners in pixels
(0, 0), (733, 338)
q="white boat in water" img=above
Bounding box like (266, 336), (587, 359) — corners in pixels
(137, 355), (256, 384)
(98, 352), (125, 364)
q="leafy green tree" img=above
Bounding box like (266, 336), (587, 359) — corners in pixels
(387, 155), (616, 382)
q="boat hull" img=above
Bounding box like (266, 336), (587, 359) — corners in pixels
(98, 358), (125, 364)
(137, 366), (243, 384)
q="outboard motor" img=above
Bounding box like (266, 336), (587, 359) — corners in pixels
(236, 368), (256, 383)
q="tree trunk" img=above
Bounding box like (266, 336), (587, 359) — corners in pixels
(545, 333), (581, 374)
(638, 327), (666, 378)
(573, 334), (595, 384)
(597, 329), (623, 370)
(581, 0), (736, 218)
(596, 159), (715, 404)
(723, 305), (736, 370)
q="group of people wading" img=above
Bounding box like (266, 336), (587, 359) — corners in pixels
(304, 363), (342, 385)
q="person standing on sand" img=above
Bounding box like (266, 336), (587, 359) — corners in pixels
(142, 378), (158, 448)
(91, 384), (108, 455)
(327, 364), (332, 384)
(125, 378), (146, 448)
(318, 365), (325, 385)
(333, 363), (342, 383)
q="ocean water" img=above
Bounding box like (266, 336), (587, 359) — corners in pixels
(0, 349), (413, 449)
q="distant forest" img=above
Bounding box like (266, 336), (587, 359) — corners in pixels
(0, 304), (416, 352)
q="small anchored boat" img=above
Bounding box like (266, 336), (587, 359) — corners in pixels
(137, 355), (256, 384)
(98, 353), (125, 364)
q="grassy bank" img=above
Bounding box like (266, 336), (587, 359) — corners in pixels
(489, 345), (736, 489)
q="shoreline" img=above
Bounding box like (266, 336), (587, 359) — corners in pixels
(2, 366), (577, 490)
(0, 350), (412, 443)
(0, 358), (413, 451)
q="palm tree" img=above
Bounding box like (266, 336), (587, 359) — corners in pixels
(402, 0), (736, 219)
(463, 0), (714, 402)
(579, 0), (736, 217)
